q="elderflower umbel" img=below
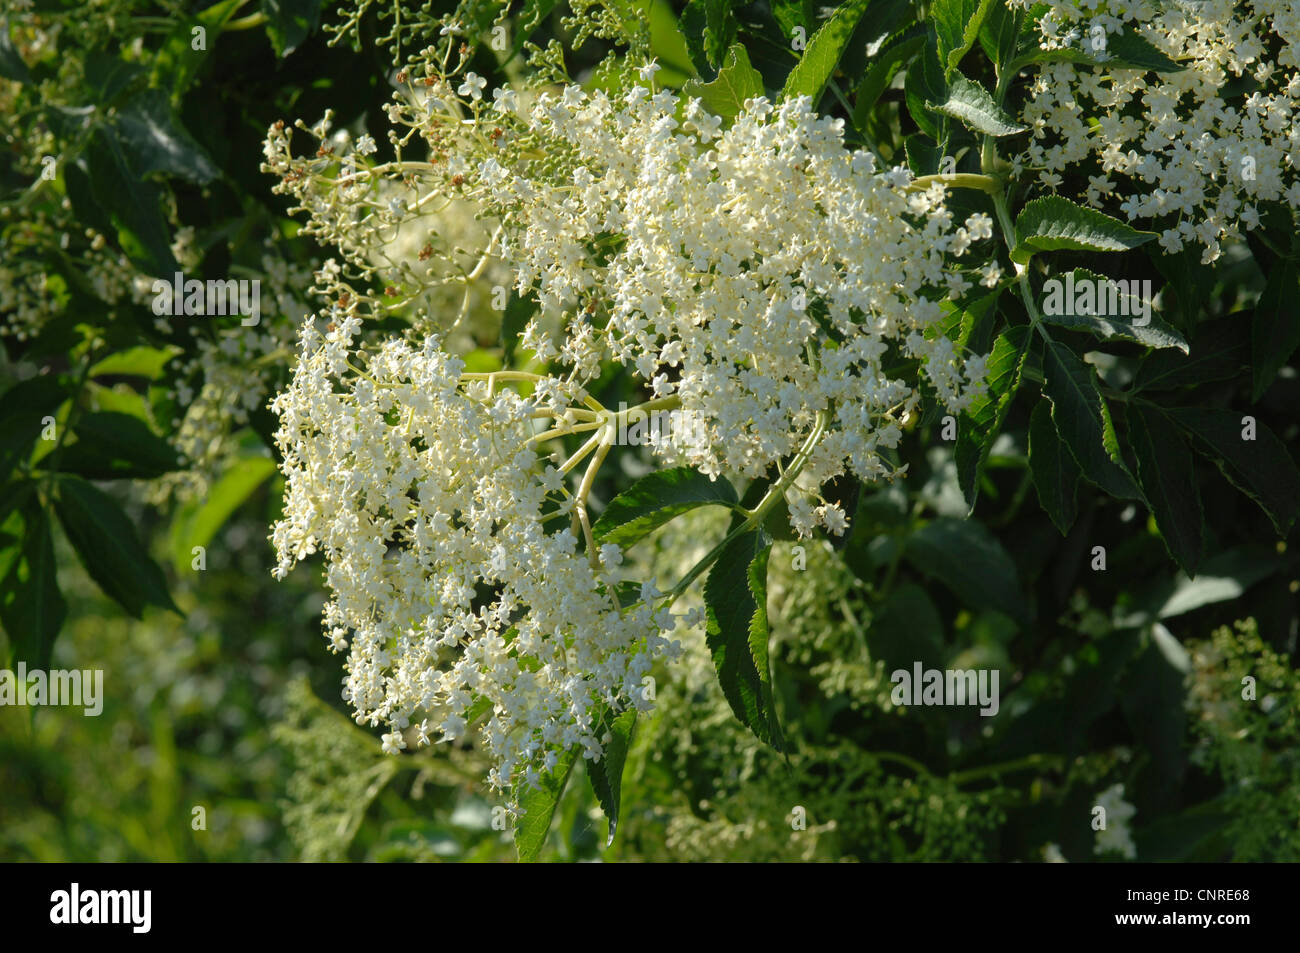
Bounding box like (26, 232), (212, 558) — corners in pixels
(266, 78), (991, 538)
(269, 318), (682, 795)
(1013, 0), (1300, 263)
(471, 85), (988, 535)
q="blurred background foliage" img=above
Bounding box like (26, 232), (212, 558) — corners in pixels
(1, 0), (1298, 861)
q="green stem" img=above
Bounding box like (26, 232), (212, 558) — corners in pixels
(742, 408), (829, 526)
(991, 188), (1054, 344)
(225, 12), (267, 30)
(909, 172), (1002, 195)
(37, 348), (96, 502)
(949, 753), (1064, 786)
(663, 409), (829, 606)
(872, 751), (934, 777)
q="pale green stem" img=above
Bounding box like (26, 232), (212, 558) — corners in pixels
(909, 173), (1002, 195)
(662, 408), (830, 607)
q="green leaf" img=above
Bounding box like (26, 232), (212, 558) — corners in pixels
(1130, 317), (1248, 392)
(0, 501), (65, 671)
(1040, 339), (1142, 500)
(1115, 547), (1281, 629)
(53, 475), (179, 618)
(83, 49), (146, 105)
(0, 480), (34, 533)
(1011, 25), (1183, 73)
(587, 707), (636, 847)
(1011, 196), (1156, 265)
(934, 289), (999, 354)
(704, 529), (784, 750)
(955, 323), (1030, 510)
(853, 30), (925, 124)
(770, 0), (814, 39)
(1119, 626), (1186, 800)
(1128, 402), (1202, 575)
(592, 466), (738, 548)
(62, 158), (116, 243)
(152, 0), (245, 96)
(0, 374), (70, 480)
(902, 517), (1026, 623)
(1096, 27), (1183, 73)
(510, 0), (560, 57)
(0, 17), (32, 83)
(682, 44), (764, 122)
(1251, 258), (1300, 400)
(781, 0), (872, 104)
(1061, 629), (1140, 754)
(680, 0), (738, 73)
(1039, 268), (1187, 351)
(1027, 399), (1079, 535)
(260, 0), (325, 57)
(905, 134), (942, 176)
(928, 72), (1027, 136)
(1148, 245), (1215, 329)
(903, 34), (946, 138)
(977, 0), (1021, 69)
(1152, 548), (1279, 620)
(89, 345), (180, 380)
(867, 582), (945, 672)
(1135, 800), (1231, 863)
(644, 0), (698, 82)
(514, 746), (577, 862)
(1166, 407), (1300, 536)
(170, 455), (278, 572)
(85, 127), (177, 277)
(932, 0), (995, 76)
(57, 411), (181, 480)
(114, 89), (220, 184)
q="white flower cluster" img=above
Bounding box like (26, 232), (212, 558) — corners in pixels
(1014, 0), (1300, 262)
(263, 65), (995, 778)
(269, 317), (682, 793)
(471, 84), (989, 535)
(1093, 782), (1138, 858)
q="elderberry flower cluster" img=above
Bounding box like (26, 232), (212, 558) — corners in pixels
(1093, 782), (1138, 858)
(269, 316), (683, 794)
(493, 86), (990, 494)
(1014, 0), (1300, 262)
(265, 68), (994, 538)
(477, 83), (990, 534)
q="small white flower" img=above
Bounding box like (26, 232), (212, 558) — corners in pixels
(599, 543), (624, 569)
(818, 503), (849, 536)
(978, 262), (1003, 288)
(458, 72), (487, 101)
(492, 86), (518, 112)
